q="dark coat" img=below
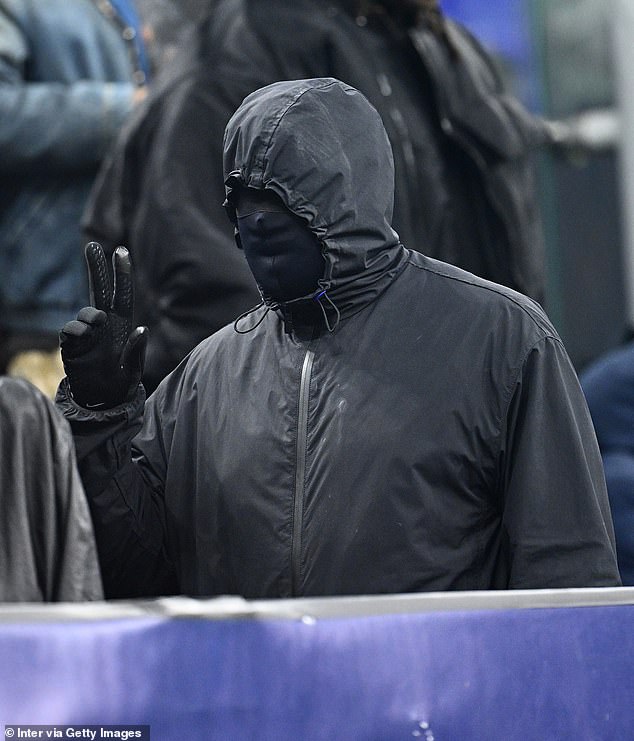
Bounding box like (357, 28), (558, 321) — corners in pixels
(83, 0), (548, 392)
(60, 79), (619, 599)
(0, 377), (103, 601)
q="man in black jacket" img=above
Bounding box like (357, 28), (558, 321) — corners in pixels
(83, 0), (550, 393)
(58, 78), (620, 599)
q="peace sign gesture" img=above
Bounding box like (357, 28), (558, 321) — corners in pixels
(60, 242), (148, 408)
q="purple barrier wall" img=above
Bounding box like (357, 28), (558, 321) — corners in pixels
(0, 591), (633, 740)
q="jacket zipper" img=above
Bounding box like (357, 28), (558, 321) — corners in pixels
(291, 347), (315, 595)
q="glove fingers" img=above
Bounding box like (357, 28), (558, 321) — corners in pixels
(85, 242), (113, 312)
(112, 246), (134, 319)
(77, 306), (107, 325)
(60, 319), (92, 341)
(120, 326), (148, 376)
(59, 312), (105, 359)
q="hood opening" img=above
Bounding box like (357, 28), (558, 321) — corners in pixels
(223, 78), (408, 332)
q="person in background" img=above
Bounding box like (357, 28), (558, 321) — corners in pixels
(0, 376), (103, 602)
(83, 0), (551, 393)
(581, 342), (634, 585)
(0, 0), (151, 397)
(58, 78), (620, 599)
(133, 0), (202, 70)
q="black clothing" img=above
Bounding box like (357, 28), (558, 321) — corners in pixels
(0, 377), (103, 601)
(59, 244), (148, 410)
(83, 0), (549, 392)
(60, 78), (619, 599)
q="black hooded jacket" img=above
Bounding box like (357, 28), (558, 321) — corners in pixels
(83, 0), (549, 392)
(59, 78), (619, 599)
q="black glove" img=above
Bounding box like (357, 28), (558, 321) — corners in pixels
(60, 242), (148, 409)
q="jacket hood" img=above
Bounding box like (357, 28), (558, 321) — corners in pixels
(223, 78), (406, 323)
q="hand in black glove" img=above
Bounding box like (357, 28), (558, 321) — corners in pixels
(60, 242), (148, 409)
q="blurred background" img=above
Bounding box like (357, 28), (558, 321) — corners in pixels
(441, 0), (630, 374)
(133, 0), (633, 372)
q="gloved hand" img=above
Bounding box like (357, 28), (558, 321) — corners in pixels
(60, 242), (148, 409)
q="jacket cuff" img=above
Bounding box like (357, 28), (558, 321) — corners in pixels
(55, 377), (145, 422)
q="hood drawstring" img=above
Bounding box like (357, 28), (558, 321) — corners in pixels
(233, 301), (271, 334)
(313, 290), (341, 333)
(233, 292), (341, 335)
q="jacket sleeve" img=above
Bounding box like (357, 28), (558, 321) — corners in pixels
(499, 336), (621, 588)
(56, 378), (178, 598)
(50, 410), (105, 602)
(0, 6), (135, 173)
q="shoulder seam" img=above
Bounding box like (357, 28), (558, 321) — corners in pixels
(406, 256), (556, 338)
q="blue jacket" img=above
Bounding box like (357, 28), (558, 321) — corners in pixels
(581, 342), (634, 585)
(0, 0), (144, 336)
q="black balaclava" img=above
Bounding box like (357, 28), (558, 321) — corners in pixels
(235, 188), (325, 304)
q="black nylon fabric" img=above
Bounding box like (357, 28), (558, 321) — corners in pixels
(0, 377), (103, 601)
(60, 79), (620, 598)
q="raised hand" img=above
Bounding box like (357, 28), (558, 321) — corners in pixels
(60, 242), (148, 408)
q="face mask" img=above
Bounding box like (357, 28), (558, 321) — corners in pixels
(236, 202), (324, 304)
